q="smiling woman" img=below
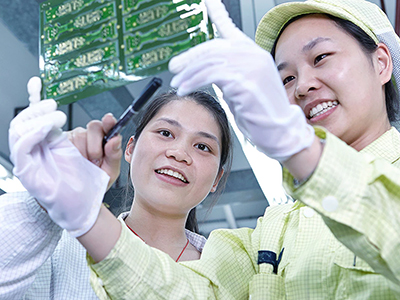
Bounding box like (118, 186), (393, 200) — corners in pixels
(272, 13), (395, 151)
(70, 89), (232, 264)
(117, 91), (232, 262)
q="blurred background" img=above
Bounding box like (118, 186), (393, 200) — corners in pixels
(0, 0), (396, 236)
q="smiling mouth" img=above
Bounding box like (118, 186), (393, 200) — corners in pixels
(155, 169), (189, 183)
(308, 100), (338, 119)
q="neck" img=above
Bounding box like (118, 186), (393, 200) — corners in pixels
(124, 200), (188, 251)
(349, 120), (391, 151)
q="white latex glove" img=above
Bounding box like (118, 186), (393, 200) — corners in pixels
(9, 77), (110, 237)
(169, 0), (314, 162)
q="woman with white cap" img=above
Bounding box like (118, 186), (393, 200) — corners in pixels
(9, 0), (400, 299)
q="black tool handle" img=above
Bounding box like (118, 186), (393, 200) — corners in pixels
(103, 77), (162, 146)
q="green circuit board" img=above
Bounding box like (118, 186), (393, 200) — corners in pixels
(39, 0), (213, 105)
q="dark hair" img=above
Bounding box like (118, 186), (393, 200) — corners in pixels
(125, 90), (233, 233)
(271, 14), (399, 123)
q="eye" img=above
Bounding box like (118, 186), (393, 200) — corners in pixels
(159, 130), (173, 138)
(195, 143), (211, 152)
(283, 75), (295, 85)
(314, 53), (328, 65)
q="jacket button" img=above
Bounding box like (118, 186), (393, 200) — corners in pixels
(322, 196), (338, 212)
(303, 207), (315, 218)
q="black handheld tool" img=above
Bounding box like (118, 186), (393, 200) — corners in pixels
(103, 77), (162, 146)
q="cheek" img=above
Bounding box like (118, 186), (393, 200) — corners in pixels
(129, 145), (151, 181)
(333, 67), (353, 88)
(330, 70), (369, 108)
(201, 159), (221, 187)
(130, 157), (142, 187)
(330, 58), (372, 94)
(282, 83), (297, 105)
(288, 96), (298, 105)
(286, 89), (299, 105)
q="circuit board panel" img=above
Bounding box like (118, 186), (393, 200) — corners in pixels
(39, 0), (213, 105)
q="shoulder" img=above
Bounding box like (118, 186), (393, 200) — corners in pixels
(262, 202), (296, 218)
(0, 191), (58, 228)
(0, 191), (31, 203)
(252, 202), (298, 233)
(0, 191), (44, 216)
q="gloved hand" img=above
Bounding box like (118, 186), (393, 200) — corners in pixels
(9, 77), (110, 237)
(66, 114), (122, 191)
(169, 0), (314, 162)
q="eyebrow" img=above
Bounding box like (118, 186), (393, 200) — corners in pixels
(277, 62), (288, 72)
(302, 37), (332, 53)
(276, 37), (332, 71)
(156, 117), (220, 144)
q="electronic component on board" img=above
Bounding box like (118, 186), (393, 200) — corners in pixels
(39, 0), (213, 106)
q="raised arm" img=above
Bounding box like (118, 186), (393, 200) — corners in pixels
(8, 76), (122, 238)
(1, 76), (122, 298)
(169, 0), (322, 179)
(284, 127), (400, 286)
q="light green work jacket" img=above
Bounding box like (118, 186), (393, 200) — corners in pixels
(89, 127), (400, 299)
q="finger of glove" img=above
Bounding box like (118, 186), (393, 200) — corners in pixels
(10, 119), (54, 170)
(86, 120), (105, 166)
(12, 110), (67, 138)
(46, 128), (64, 143)
(174, 61), (236, 96)
(10, 99), (58, 130)
(169, 38), (229, 74)
(170, 48), (231, 94)
(205, 0), (246, 41)
(27, 76), (42, 105)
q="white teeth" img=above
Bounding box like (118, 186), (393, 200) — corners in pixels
(309, 101), (338, 118)
(156, 169), (188, 183)
(311, 107), (318, 117)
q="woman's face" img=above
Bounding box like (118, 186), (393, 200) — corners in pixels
(275, 14), (392, 150)
(125, 99), (223, 217)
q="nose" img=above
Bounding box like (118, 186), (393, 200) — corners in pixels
(166, 146), (193, 165)
(294, 70), (319, 100)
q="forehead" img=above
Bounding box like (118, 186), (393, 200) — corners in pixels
(151, 99), (221, 136)
(275, 14), (356, 57)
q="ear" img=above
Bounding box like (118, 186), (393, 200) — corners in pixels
(210, 168), (225, 193)
(124, 136), (135, 163)
(375, 43), (393, 85)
